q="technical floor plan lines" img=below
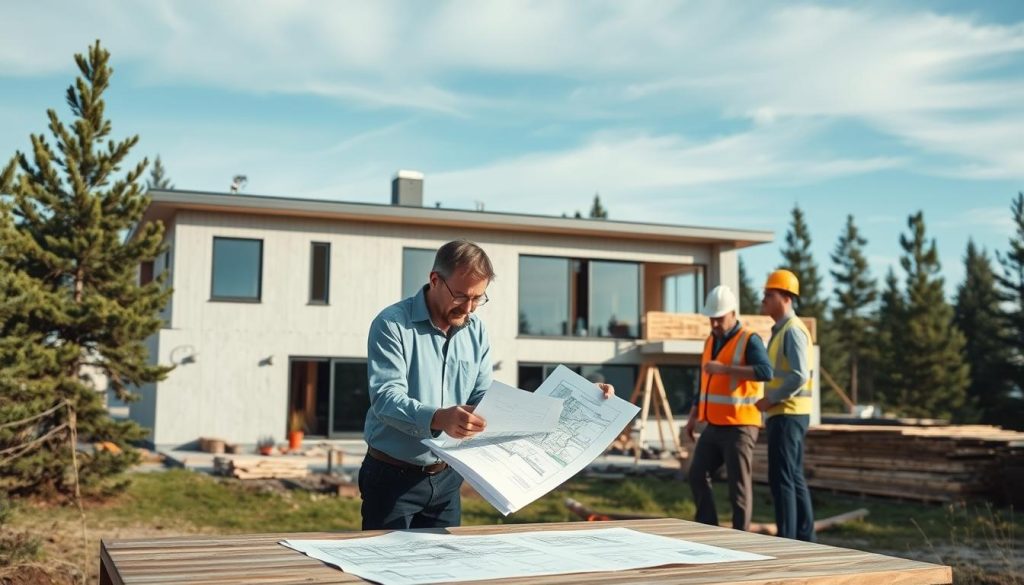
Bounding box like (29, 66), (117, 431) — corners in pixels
(281, 527), (773, 585)
(423, 365), (640, 515)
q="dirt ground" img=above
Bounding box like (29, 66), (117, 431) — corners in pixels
(4, 519), (218, 585)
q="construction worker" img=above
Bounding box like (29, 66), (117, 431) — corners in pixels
(755, 269), (815, 542)
(684, 285), (772, 532)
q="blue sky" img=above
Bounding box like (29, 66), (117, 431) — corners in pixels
(2, 1), (1022, 303)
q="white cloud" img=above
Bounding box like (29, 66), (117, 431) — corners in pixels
(430, 124), (901, 219)
(2, 1), (1022, 180)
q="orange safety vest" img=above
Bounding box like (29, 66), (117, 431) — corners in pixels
(698, 326), (764, 426)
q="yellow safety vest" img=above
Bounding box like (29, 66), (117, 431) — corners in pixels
(765, 316), (813, 416)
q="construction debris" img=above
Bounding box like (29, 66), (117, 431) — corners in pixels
(213, 456), (309, 480)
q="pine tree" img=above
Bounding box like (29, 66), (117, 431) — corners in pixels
(893, 212), (969, 419)
(829, 215), (877, 405)
(589, 193), (608, 219)
(146, 155), (173, 190)
(994, 192), (1024, 430)
(738, 256), (760, 315)
(0, 41), (172, 496)
(779, 205), (826, 320)
(779, 204), (841, 409)
(873, 268), (905, 409)
(954, 240), (1011, 424)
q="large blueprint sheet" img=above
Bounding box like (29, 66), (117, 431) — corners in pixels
(281, 527), (773, 585)
(423, 365), (640, 515)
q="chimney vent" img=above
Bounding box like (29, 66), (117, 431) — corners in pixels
(391, 170), (424, 207)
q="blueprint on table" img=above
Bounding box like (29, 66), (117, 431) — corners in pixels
(281, 527), (773, 585)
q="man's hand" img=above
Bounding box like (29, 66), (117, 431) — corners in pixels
(596, 383), (615, 399)
(431, 405), (486, 439)
(683, 417), (697, 443)
(754, 397), (773, 412)
(703, 360), (729, 375)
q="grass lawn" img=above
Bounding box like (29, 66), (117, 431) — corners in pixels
(2, 468), (1020, 584)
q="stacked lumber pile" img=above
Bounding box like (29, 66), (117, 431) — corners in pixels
(751, 424), (1024, 503)
(213, 456), (310, 480)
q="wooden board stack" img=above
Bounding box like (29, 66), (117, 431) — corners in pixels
(749, 424), (1024, 503)
(213, 456), (310, 480)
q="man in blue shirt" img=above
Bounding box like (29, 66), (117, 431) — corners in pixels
(361, 240), (495, 530)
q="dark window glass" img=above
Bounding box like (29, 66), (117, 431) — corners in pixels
(519, 362), (638, 402)
(519, 256), (570, 335)
(658, 365), (701, 414)
(211, 237), (262, 301)
(402, 248), (436, 299)
(332, 360), (370, 433)
(580, 364), (639, 401)
(663, 266), (706, 313)
(589, 260), (640, 338)
(518, 364), (545, 392)
(310, 242), (330, 304)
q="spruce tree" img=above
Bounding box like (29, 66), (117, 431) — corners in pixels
(874, 268), (906, 409)
(779, 204), (841, 409)
(994, 192), (1024, 429)
(0, 41), (171, 496)
(589, 193), (608, 219)
(894, 212), (969, 419)
(954, 240), (1011, 424)
(738, 256), (760, 315)
(779, 204), (827, 320)
(146, 155), (173, 190)
(829, 215), (877, 405)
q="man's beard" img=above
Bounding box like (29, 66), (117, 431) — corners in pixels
(446, 307), (471, 328)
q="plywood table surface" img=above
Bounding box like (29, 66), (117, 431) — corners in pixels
(100, 518), (951, 585)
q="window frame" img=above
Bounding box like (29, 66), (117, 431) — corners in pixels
(518, 254), (641, 340)
(209, 236), (264, 303)
(309, 241), (331, 305)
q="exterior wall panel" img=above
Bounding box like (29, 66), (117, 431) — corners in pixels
(140, 209), (749, 447)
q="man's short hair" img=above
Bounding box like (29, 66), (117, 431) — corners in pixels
(433, 240), (496, 282)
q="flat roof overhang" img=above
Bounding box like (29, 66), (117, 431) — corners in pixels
(135, 189), (774, 249)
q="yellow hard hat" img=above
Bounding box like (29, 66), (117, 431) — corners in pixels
(765, 269), (800, 296)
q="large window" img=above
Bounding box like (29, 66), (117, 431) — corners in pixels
(659, 365), (701, 415)
(518, 256), (570, 336)
(518, 363), (638, 400)
(211, 237), (262, 301)
(402, 248), (436, 299)
(288, 358), (369, 436)
(663, 266), (705, 313)
(517, 362), (700, 417)
(519, 255), (639, 338)
(590, 260), (640, 337)
(309, 242), (330, 304)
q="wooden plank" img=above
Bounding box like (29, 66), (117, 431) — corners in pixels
(645, 312), (817, 343)
(100, 518), (951, 585)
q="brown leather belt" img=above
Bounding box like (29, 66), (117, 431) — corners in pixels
(367, 446), (448, 475)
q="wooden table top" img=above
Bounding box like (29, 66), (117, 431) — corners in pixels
(99, 518), (952, 585)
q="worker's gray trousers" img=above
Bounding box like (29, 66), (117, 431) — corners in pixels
(688, 423), (759, 531)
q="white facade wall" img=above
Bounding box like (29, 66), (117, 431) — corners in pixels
(139, 210), (740, 447)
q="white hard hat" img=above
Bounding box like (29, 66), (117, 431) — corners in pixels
(701, 285), (738, 318)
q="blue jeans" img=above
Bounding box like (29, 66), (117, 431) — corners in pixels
(359, 455), (464, 530)
(766, 414), (815, 542)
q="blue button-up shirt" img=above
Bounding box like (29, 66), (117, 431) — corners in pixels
(364, 286), (492, 465)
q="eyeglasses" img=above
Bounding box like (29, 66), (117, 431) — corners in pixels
(439, 277), (489, 307)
